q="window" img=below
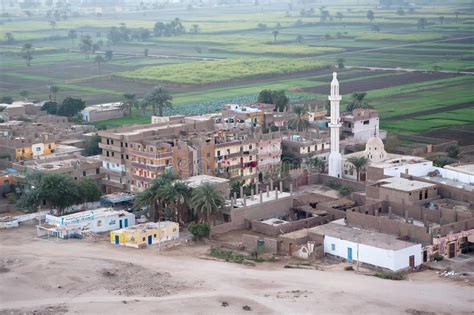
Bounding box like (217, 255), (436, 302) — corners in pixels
(106, 151), (110, 157)
(97, 220), (102, 227)
(82, 171), (86, 177)
(419, 191), (423, 200)
(142, 237), (146, 241)
(74, 177), (77, 180)
(363, 120), (369, 125)
(111, 152), (115, 157)
(154, 234), (157, 238)
(331, 244), (336, 251)
(425, 190), (428, 199)
(121, 154), (124, 159)
(217, 150), (221, 156)
(126, 155), (129, 160)
(107, 139), (110, 145)
(96, 168), (100, 174)
(121, 142), (123, 147)
(110, 140), (114, 145)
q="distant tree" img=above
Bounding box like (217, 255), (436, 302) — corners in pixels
(447, 144), (460, 159)
(347, 156), (368, 181)
(430, 156), (456, 167)
(144, 48), (149, 57)
(319, 8), (330, 23)
(84, 134), (102, 156)
(417, 18), (427, 30)
(296, 35), (304, 43)
(337, 58), (345, 69)
(49, 20), (57, 30)
(367, 10), (375, 22)
(272, 90), (289, 112)
(384, 134), (400, 152)
(77, 178), (102, 204)
(4, 32), (15, 43)
(144, 86), (173, 116)
(288, 106), (309, 132)
(439, 16), (444, 24)
(57, 97), (85, 117)
(94, 55), (105, 74)
(68, 29), (77, 48)
(324, 33), (332, 40)
(397, 7), (405, 16)
(0, 96), (14, 104)
(346, 92), (374, 112)
(276, 22), (282, 29)
(48, 85), (59, 102)
(79, 34), (93, 59)
(257, 23), (267, 30)
(21, 43), (34, 66)
(41, 101), (58, 115)
(336, 12), (343, 21)
(120, 93), (138, 116)
(454, 11), (460, 23)
(191, 24), (199, 34)
(257, 89), (273, 104)
(105, 50), (113, 61)
(272, 30), (279, 43)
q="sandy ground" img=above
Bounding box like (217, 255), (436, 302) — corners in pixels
(0, 224), (473, 315)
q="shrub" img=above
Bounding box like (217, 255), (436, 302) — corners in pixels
(7, 193), (17, 205)
(446, 144), (459, 159)
(344, 266), (354, 271)
(188, 223), (210, 240)
(433, 254), (444, 262)
(326, 179), (341, 190)
(374, 271), (405, 280)
(338, 186), (352, 196)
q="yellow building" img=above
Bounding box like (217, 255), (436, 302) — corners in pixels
(110, 221), (179, 248)
(15, 142), (56, 160)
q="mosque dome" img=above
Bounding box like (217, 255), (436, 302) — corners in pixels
(364, 136), (387, 162)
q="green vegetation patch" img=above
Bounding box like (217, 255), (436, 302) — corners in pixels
(117, 58), (331, 85)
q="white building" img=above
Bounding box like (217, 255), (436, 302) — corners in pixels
(81, 103), (124, 122)
(37, 208), (136, 239)
(342, 109), (386, 144)
(311, 222), (422, 271)
(328, 72), (342, 178)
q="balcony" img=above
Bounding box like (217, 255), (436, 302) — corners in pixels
(131, 161), (168, 171)
(99, 143), (124, 153)
(132, 174), (154, 183)
(129, 149), (173, 159)
(103, 179), (127, 190)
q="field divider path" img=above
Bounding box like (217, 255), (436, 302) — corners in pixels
(345, 65), (474, 75)
(70, 49), (226, 61)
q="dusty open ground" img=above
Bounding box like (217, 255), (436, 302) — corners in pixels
(0, 223), (473, 315)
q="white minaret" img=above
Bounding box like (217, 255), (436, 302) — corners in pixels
(328, 72), (342, 178)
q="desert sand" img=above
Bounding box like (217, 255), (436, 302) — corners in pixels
(0, 223), (472, 315)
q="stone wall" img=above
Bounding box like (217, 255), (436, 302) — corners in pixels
(241, 234), (279, 255)
(432, 218), (474, 236)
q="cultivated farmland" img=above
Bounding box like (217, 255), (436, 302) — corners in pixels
(0, 0), (473, 134)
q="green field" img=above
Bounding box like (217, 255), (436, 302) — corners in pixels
(0, 1), (473, 133)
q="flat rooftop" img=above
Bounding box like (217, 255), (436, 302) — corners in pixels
(445, 163), (474, 176)
(184, 175), (229, 188)
(260, 218), (289, 226)
(116, 123), (185, 136)
(116, 221), (176, 232)
(377, 177), (436, 192)
(370, 155), (430, 169)
(232, 190), (292, 208)
(310, 223), (419, 251)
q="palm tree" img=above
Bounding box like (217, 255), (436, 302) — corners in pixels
(346, 92), (374, 112)
(191, 183), (224, 225)
(191, 24), (199, 34)
(439, 16), (444, 24)
(68, 29), (77, 48)
(272, 30), (279, 43)
(347, 156), (368, 181)
(336, 12), (343, 21)
(337, 57), (345, 69)
(454, 11), (460, 23)
(144, 86), (173, 116)
(172, 181), (192, 224)
(417, 18), (427, 29)
(296, 35), (303, 43)
(288, 106), (309, 132)
(21, 43), (33, 66)
(120, 93), (137, 116)
(49, 20), (57, 30)
(48, 85), (59, 102)
(94, 54), (105, 74)
(133, 172), (178, 222)
(4, 32), (14, 43)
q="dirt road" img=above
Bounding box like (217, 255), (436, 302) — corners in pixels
(0, 225), (472, 314)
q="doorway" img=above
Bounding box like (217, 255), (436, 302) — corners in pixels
(423, 250), (428, 263)
(115, 235), (119, 245)
(448, 242), (456, 258)
(119, 220), (122, 229)
(148, 235), (153, 245)
(347, 247), (353, 263)
(409, 255), (415, 268)
(124, 218), (128, 228)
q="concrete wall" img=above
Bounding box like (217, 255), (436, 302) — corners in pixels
(242, 234), (278, 255)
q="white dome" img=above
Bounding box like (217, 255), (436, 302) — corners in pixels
(364, 136), (387, 162)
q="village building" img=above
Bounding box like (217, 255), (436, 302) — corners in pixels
(281, 133), (330, 165)
(184, 175), (230, 198)
(341, 109), (386, 144)
(81, 102), (124, 122)
(310, 221), (422, 271)
(37, 208), (136, 239)
(110, 221), (179, 248)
